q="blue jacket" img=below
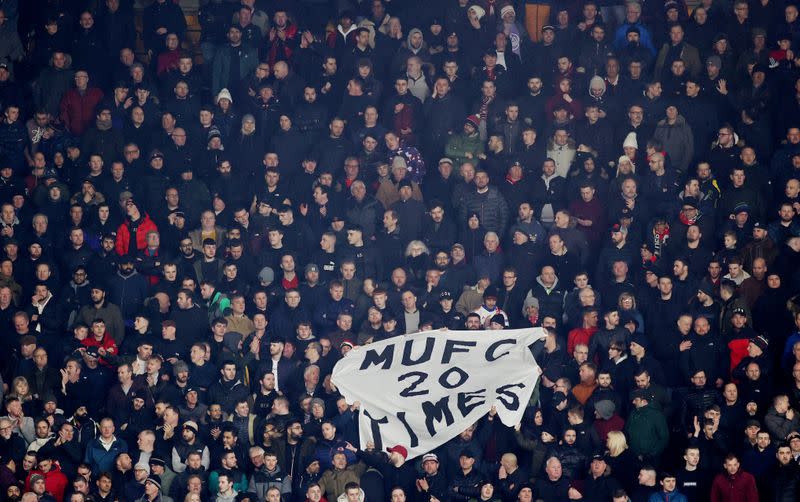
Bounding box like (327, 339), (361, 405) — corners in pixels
(648, 489), (688, 502)
(84, 436), (128, 473)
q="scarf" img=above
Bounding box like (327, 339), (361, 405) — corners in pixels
(479, 95), (494, 122)
(679, 210), (700, 226)
(652, 225), (670, 256)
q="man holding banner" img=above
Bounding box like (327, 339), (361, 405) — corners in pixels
(331, 327), (545, 460)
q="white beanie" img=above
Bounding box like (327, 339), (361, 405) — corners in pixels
(216, 88), (233, 104)
(469, 5), (486, 19)
(622, 132), (638, 150)
(501, 5), (516, 18)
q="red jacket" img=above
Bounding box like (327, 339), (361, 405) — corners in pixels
(710, 469), (758, 502)
(59, 87), (104, 136)
(568, 326), (598, 356)
(81, 333), (119, 367)
(115, 212), (158, 256)
(26, 466), (68, 502)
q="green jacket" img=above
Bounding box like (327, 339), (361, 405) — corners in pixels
(625, 403), (668, 458)
(207, 291), (231, 324)
(445, 132), (484, 167)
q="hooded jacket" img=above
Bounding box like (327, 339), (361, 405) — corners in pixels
(25, 466), (69, 502)
(653, 115), (694, 173)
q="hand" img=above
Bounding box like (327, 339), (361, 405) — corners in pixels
(97, 347), (107, 356)
(124, 97), (134, 109)
(250, 337), (261, 354)
(60, 368), (69, 385)
(578, 22), (587, 31)
(299, 203), (308, 216)
(514, 422), (522, 432)
(563, 93), (572, 103)
(345, 442), (358, 452)
(498, 466), (507, 479)
(156, 27), (167, 35)
(679, 340), (692, 352)
(716, 79), (728, 95)
(788, 408), (795, 420)
(568, 487), (583, 500)
(322, 82), (331, 94)
(715, 378), (724, 388)
(418, 478), (429, 491)
(394, 103), (405, 113)
(693, 415), (700, 434)
(269, 28), (276, 41)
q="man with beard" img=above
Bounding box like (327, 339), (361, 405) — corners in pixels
(171, 422), (210, 473)
(109, 257), (148, 328)
(273, 419), (314, 490)
(78, 284), (125, 345)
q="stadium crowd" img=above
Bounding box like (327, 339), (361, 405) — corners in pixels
(2, 0), (800, 500)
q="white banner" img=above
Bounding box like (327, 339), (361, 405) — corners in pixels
(331, 328), (545, 459)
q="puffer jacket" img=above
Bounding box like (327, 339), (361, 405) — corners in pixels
(115, 212), (158, 257)
(547, 443), (587, 480)
(653, 115), (694, 173)
(34, 54), (74, 116)
(459, 186), (510, 234)
(25, 466), (68, 502)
